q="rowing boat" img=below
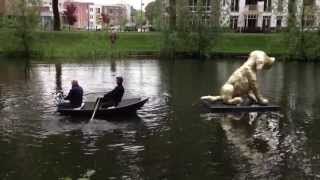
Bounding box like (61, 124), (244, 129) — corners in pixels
(57, 98), (149, 118)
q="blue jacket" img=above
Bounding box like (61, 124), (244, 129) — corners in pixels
(65, 85), (83, 108)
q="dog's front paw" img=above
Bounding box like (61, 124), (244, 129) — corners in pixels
(259, 98), (269, 105)
(201, 96), (211, 100)
(201, 96), (221, 102)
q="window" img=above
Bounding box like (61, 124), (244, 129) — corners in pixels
(276, 16), (282, 28)
(90, 15), (94, 19)
(96, 8), (100, 13)
(245, 15), (257, 29)
(230, 16), (238, 29)
(303, 15), (315, 27)
(90, 8), (93, 12)
(264, 0), (272, 12)
(263, 16), (271, 29)
(231, 0), (239, 12)
(246, 0), (257, 5)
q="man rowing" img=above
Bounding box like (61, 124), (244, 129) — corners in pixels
(63, 80), (84, 108)
(100, 76), (124, 108)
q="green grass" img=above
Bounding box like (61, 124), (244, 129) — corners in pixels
(33, 31), (162, 59)
(0, 30), (289, 59)
(212, 33), (288, 55)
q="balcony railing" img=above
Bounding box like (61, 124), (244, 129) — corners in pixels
(247, 5), (257, 11)
(182, 6), (212, 14)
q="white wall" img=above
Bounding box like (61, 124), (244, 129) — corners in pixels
(220, 0), (290, 29)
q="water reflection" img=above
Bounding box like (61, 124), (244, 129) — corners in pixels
(0, 59), (320, 179)
(55, 64), (62, 92)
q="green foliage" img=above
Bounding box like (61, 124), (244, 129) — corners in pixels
(133, 10), (146, 27)
(145, 0), (161, 30)
(160, 30), (177, 58)
(2, 0), (40, 57)
(285, 1), (320, 61)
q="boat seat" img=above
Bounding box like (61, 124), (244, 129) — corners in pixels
(73, 103), (85, 110)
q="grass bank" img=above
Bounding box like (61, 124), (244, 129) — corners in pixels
(0, 31), (288, 59)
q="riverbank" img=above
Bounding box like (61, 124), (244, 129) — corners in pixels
(0, 31), (288, 60)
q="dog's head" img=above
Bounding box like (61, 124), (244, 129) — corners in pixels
(249, 50), (275, 70)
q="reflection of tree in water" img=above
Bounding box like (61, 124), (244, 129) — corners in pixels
(215, 65), (320, 179)
(55, 64), (62, 92)
(277, 62), (316, 179)
(0, 87), (3, 110)
(110, 60), (117, 73)
(217, 113), (283, 179)
(24, 60), (31, 81)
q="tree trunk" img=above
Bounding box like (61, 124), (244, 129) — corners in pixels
(52, 0), (61, 31)
(169, 0), (176, 31)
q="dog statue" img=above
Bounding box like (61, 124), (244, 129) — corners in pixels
(201, 50), (275, 105)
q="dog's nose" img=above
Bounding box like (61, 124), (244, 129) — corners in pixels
(270, 57), (275, 63)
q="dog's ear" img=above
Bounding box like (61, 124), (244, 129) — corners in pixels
(256, 59), (264, 70)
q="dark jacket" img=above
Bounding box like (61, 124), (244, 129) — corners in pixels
(65, 85), (83, 108)
(103, 85), (124, 106)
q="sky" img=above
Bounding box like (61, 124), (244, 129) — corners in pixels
(76, 0), (155, 10)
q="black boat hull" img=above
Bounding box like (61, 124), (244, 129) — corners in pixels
(201, 99), (280, 113)
(58, 98), (149, 118)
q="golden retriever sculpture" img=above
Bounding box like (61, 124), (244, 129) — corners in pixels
(201, 50), (275, 105)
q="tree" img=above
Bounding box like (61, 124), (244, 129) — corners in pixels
(10, 0), (40, 58)
(169, 0), (176, 31)
(134, 10), (146, 28)
(101, 13), (110, 29)
(286, 0), (320, 61)
(145, 0), (161, 30)
(52, 0), (60, 31)
(145, 2), (155, 23)
(64, 3), (77, 31)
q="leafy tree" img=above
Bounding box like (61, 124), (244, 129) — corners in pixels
(64, 3), (77, 31)
(287, 0), (320, 61)
(52, 0), (60, 31)
(145, 0), (161, 30)
(134, 10), (146, 28)
(101, 13), (110, 29)
(161, 0), (220, 59)
(7, 0), (40, 58)
(169, 0), (176, 31)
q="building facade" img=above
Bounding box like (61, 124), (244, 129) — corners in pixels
(102, 5), (127, 27)
(220, 0), (290, 32)
(0, 0), (14, 16)
(63, 2), (93, 29)
(160, 0), (320, 32)
(63, 2), (130, 30)
(294, 0), (320, 28)
(40, 0), (67, 30)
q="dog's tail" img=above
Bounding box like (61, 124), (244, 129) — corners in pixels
(200, 95), (222, 102)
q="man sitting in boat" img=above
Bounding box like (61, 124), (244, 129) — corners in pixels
(63, 80), (84, 108)
(100, 76), (124, 108)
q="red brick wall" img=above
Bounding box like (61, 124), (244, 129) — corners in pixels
(64, 2), (93, 29)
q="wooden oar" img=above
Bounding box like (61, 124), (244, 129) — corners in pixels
(90, 97), (102, 122)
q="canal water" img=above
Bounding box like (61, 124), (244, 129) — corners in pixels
(0, 59), (319, 179)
